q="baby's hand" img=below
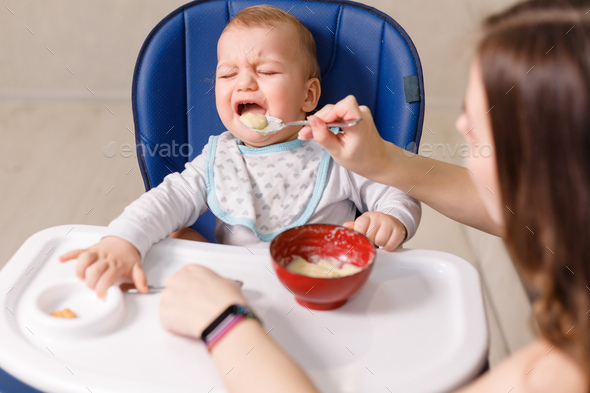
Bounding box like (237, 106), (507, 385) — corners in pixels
(59, 236), (148, 298)
(343, 212), (407, 252)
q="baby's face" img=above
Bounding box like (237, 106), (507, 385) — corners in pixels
(215, 25), (319, 148)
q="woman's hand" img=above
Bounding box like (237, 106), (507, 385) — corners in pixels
(159, 264), (247, 339)
(299, 95), (392, 182)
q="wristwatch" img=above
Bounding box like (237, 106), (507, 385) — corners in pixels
(201, 304), (260, 350)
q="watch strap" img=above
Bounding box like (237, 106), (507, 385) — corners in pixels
(201, 304), (259, 350)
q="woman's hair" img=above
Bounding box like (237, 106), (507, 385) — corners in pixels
(223, 5), (321, 81)
(477, 0), (590, 380)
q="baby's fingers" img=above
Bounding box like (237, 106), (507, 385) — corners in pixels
(75, 251), (99, 280)
(383, 230), (404, 252)
(94, 267), (121, 299)
(374, 225), (394, 249)
(352, 215), (371, 238)
(59, 249), (85, 262)
(84, 261), (108, 292)
(132, 263), (148, 294)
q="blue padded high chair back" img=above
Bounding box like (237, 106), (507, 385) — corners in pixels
(132, 0), (425, 243)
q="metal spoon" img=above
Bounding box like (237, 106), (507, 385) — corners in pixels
(241, 115), (362, 136)
(119, 280), (244, 294)
(119, 283), (165, 294)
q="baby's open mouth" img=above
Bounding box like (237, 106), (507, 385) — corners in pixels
(237, 102), (266, 116)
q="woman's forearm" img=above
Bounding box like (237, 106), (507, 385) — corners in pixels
(374, 142), (501, 236)
(303, 96), (499, 236)
(210, 319), (319, 393)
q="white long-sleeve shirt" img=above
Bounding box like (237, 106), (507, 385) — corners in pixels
(106, 133), (421, 259)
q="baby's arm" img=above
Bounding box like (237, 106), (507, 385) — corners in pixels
(60, 147), (209, 296)
(345, 169), (421, 251)
(104, 159), (208, 258)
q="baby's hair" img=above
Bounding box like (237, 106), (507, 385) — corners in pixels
(224, 5), (321, 81)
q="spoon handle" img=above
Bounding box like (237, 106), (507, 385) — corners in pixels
(119, 284), (165, 294)
(284, 118), (362, 128)
(283, 120), (310, 126)
(119, 280), (243, 294)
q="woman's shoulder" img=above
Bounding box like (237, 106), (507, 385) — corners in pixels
(524, 340), (587, 393)
(458, 339), (587, 393)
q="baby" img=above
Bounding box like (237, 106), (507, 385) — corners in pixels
(60, 5), (421, 297)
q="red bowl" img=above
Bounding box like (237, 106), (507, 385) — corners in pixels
(270, 224), (376, 310)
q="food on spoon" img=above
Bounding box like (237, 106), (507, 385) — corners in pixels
(50, 308), (77, 318)
(240, 113), (268, 130)
(286, 255), (363, 278)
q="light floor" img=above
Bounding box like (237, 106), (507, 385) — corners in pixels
(1, 0), (533, 374)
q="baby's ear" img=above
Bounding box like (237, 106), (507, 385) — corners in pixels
(302, 78), (321, 113)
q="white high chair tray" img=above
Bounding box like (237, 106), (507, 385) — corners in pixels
(0, 225), (488, 393)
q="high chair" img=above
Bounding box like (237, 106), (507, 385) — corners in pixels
(133, 0), (425, 242)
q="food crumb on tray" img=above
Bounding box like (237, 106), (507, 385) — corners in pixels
(50, 308), (77, 318)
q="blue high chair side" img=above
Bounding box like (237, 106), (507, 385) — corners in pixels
(132, 0), (425, 243)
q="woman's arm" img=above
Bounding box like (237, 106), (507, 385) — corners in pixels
(159, 265), (319, 393)
(457, 339), (587, 393)
(300, 95), (501, 236)
(209, 318), (319, 393)
(384, 142), (501, 236)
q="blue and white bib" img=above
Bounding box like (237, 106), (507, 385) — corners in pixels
(205, 132), (330, 241)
